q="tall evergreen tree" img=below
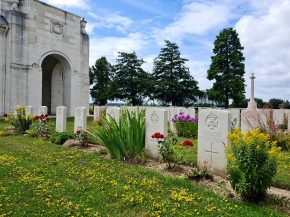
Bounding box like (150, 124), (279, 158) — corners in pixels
(207, 28), (246, 108)
(89, 57), (112, 105)
(152, 40), (200, 106)
(111, 52), (149, 106)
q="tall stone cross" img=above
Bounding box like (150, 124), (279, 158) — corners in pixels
(250, 73), (256, 102)
(205, 143), (219, 167)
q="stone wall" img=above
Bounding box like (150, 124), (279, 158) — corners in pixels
(1, 0), (90, 115)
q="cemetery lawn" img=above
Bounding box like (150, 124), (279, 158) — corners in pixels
(273, 151), (290, 190)
(0, 136), (288, 217)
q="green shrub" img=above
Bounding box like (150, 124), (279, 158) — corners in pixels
(74, 129), (89, 147)
(152, 132), (177, 169)
(50, 132), (74, 145)
(175, 122), (198, 137)
(26, 115), (52, 140)
(172, 112), (198, 138)
(5, 107), (33, 134)
(227, 129), (281, 202)
(93, 110), (145, 161)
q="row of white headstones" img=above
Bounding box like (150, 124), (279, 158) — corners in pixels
(20, 105), (290, 173)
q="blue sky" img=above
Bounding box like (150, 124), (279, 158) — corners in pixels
(43, 0), (290, 101)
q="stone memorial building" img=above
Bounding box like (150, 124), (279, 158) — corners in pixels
(0, 0), (90, 116)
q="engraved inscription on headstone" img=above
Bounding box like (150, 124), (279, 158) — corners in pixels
(145, 108), (168, 159)
(198, 109), (231, 172)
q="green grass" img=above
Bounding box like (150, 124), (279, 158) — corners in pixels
(273, 151), (290, 190)
(0, 136), (287, 217)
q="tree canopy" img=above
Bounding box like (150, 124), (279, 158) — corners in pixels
(207, 28), (246, 108)
(152, 40), (200, 106)
(89, 57), (112, 105)
(111, 52), (149, 106)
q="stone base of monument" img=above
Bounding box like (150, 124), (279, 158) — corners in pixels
(247, 101), (257, 110)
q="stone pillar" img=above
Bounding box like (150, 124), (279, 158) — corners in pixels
(39, 106), (48, 116)
(25, 106), (33, 116)
(74, 107), (87, 133)
(56, 106), (67, 132)
(198, 109), (231, 173)
(145, 108), (168, 159)
(93, 106), (106, 121)
(248, 73), (257, 109)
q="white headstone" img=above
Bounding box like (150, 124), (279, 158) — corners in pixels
(39, 106), (48, 116)
(56, 106), (67, 132)
(93, 106), (106, 121)
(198, 109), (231, 172)
(273, 109), (285, 125)
(74, 107), (87, 133)
(241, 108), (260, 132)
(106, 107), (121, 123)
(123, 106), (138, 114)
(258, 109), (272, 127)
(25, 106), (33, 116)
(145, 108), (168, 159)
(169, 107), (183, 132)
(228, 109), (241, 130)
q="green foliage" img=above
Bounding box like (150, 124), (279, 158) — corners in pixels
(152, 40), (200, 106)
(207, 28), (246, 108)
(5, 107), (33, 134)
(268, 98), (289, 109)
(93, 110), (145, 160)
(26, 115), (52, 140)
(74, 129), (89, 147)
(227, 129), (281, 202)
(153, 135), (178, 169)
(175, 122), (198, 138)
(90, 57), (112, 105)
(111, 52), (149, 106)
(50, 132), (74, 145)
(188, 165), (213, 182)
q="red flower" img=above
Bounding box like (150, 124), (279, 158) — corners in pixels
(42, 119), (48, 123)
(34, 116), (41, 120)
(76, 130), (81, 134)
(45, 114), (48, 117)
(151, 132), (165, 139)
(183, 139), (193, 146)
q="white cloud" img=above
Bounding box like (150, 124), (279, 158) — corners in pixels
(87, 12), (133, 34)
(45, 0), (88, 9)
(154, 1), (232, 43)
(236, 0), (290, 100)
(89, 33), (149, 66)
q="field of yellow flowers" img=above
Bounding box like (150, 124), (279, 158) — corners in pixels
(0, 135), (287, 217)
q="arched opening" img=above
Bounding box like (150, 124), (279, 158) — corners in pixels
(41, 54), (71, 114)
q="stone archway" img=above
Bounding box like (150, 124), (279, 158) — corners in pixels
(41, 53), (71, 114)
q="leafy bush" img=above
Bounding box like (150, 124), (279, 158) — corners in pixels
(188, 165), (213, 182)
(27, 114), (52, 139)
(172, 112), (198, 138)
(227, 129), (281, 202)
(93, 110), (145, 160)
(152, 132), (177, 169)
(74, 129), (89, 147)
(50, 132), (74, 145)
(5, 106), (33, 134)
